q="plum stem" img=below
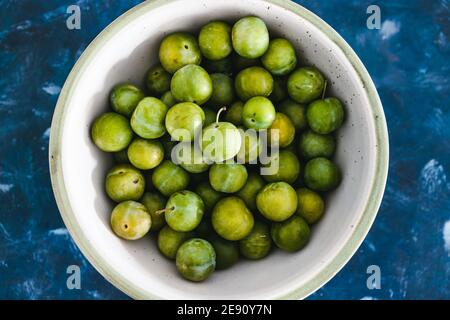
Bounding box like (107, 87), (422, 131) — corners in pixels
(155, 206), (175, 215)
(322, 80), (328, 100)
(216, 106), (227, 124)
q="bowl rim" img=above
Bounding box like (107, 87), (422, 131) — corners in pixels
(49, 0), (389, 300)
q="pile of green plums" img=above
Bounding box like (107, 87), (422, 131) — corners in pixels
(91, 17), (344, 282)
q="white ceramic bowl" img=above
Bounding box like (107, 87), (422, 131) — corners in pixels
(49, 0), (388, 300)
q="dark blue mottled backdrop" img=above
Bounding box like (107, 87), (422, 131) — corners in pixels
(0, 0), (449, 300)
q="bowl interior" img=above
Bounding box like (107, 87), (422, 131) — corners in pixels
(55, 0), (382, 299)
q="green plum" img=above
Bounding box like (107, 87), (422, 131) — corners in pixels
(269, 77), (287, 103)
(172, 142), (209, 173)
(224, 101), (243, 126)
(91, 112), (133, 152)
(239, 221), (271, 260)
(203, 56), (233, 75)
(271, 215), (310, 252)
(146, 64), (171, 95)
(306, 97), (344, 134)
(287, 67), (325, 104)
(171, 64), (212, 105)
(131, 97), (168, 139)
(165, 102), (205, 142)
(212, 196), (254, 241)
(235, 66), (273, 101)
(140, 192), (166, 231)
(195, 182), (223, 213)
(296, 188), (325, 224)
(151, 160), (190, 196)
(110, 83), (145, 117)
(279, 99), (307, 130)
(261, 38), (297, 76)
(105, 164), (145, 202)
(209, 163), (248, 193)
(232, 16), (269, 59)
(160, 91), (177, 107)
(256, 182), (297, 222)
(304, 157), (341, 191)
(201, 108), (242, 162)
(198, 21), (232, 60)
(236, 127), (262, 164)
(110, 201), (151, 240)
(163, 190), (204, 232)
(159, 32), (202, 73)
(299, 130), (336, 159)
(262, 150), (300, 184)
(210, 236), (239, 270)
(176, 238), (216, 282)
(113, 149), (130, 164)
(242, 96), (276, 130)
(236, 173), (265, 211)
(208, 73), (235, 109)
(127, 138), (164, 170)
(268, 112), (296, 148)
(158, 225), (193, 259)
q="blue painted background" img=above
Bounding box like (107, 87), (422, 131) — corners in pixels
(0, 0), (449, 300)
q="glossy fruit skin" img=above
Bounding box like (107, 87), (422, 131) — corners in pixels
(203, 56), (233, 75)
(176, 238), (216, 282)
(172, 142), (209, 174)
(198, 21), (232, 60)
(269, 77), (287, 103)
(304, 157), (341, 192)
(203, 108), (216, 127)
(256, 182), (298, 222)
(208, 73), (235, 109)
(268, 112), (296, 148)
(110, 83), (145, 117)
(279, 99), (307, 130)
(225, 101), (243, 126)
(209, 163), (248, 193)
(210, 236), (239, 270)
(131, 97), (168, 139)
(235, 66), (273, 101)
(287, 67), (325, 104)
(157, 225), (193, 259)
(306, 98), (344, 134)
(113, 149), (130, 164)
(171, 64), (213, 105)
(140, 192), (166, 231)
(195, 182), (223, 214)
(159, 32), (202, 74)
(271, 215), (310, 252)
(237, 173), (265, 211)
(242, 97), (276, 130)
(151, 160), (190, 196)
(91, 112), (133, 152)
(105, 164), (145, 202)
(239, 221), (271, 260)
(110, 201), (151, 240)
(236, 128), (262, 164)
(296, 188), (325, 224)
(146, 64), (171, 95)
(261, 38), (297, 76)
(262, 150), (300, 184)
(299, 130), (336, 159)
(201, 122), (241, 163)
(165, 102), (205, 142)
(212, 197), (254, 241)
(127, 138), (164, 170)
(232, 16), (269, 59)
(165, 190), (205, 232)
(160, 91), (177, 108)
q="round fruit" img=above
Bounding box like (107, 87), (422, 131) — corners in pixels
(105, 164), (145, 202)
(212, 197), (254, 241)
(110, 201), (151, 240)
(271, 215), (310, 252)
(256, 182), (297, 222)
(159, 32), (202, 73)
(91, 112), (133, 152)
(176, 238), (216, 282)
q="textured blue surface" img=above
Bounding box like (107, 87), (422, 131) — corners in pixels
(0, 0), (449, 300)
